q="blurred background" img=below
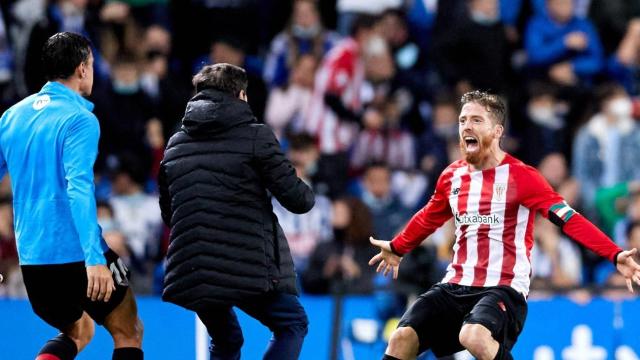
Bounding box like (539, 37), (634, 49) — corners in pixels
(1, 0), (640, 359)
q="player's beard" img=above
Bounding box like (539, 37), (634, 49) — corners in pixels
(459, 134), (493, 165)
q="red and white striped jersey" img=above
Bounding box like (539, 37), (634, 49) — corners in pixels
(303, 38), (364, 154)
(350, 129), (416, 172)
(391, 154), (621, 296)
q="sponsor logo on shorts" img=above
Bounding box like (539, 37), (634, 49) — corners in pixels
(110, 258), (129, 287)
(454, 212), (502, 226)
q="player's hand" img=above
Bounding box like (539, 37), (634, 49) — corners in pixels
(368, 237), (402, 279)
(86, 265), (116, 302)
(615, 248), (640, 293)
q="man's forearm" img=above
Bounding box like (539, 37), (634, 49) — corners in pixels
(561, 213), (622, 263)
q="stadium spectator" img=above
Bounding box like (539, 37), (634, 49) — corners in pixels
(588, 0), (640, 56)
(522, 82), (570, 165)
(109, 155), (162, 277)
(303, 14), (380, 155)
(272, 149), (333, 273)
(350, 103), (416, 174)
(263, 0), (340, 89)
(605, 19), (640, 96)
(335, 0), (401, 35)
(25, 0), (104, 93)
(93, 53), (157, 173)
(537, 152), (580, 207)
(302, 197), (378, 294)
(417, 92), (458, 191)
(572, 83), (640, 216)
(530, 217), (583, 291)
(432, 0), (512, 93)
(286, 133), (342, 198)
(525, 0), (603, 86)
(195, 36), (268, 119)
(595, 181), (640, 241)
(265, 54), (318, 140)
(359, 163), (412, 240)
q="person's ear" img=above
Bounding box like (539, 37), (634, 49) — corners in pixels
(239, 90), (248, 102)
(79, 62), (88, 79)
(494, 124), (504, 139)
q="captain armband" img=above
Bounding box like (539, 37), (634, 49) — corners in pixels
(548, 201), (577, 227)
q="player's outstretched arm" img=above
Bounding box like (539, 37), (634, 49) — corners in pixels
(368, 237), (402, 279)
(616, 248), (640, 293)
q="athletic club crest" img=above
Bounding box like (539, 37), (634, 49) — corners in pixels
(494, 183), (506, 201)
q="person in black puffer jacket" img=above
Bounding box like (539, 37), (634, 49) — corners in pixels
(158, 63), (315, 360)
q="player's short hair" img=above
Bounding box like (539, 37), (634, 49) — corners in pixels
(42, 32), (92, 81)
(192, 63), (248, 97)
(460, 90), (507, 126)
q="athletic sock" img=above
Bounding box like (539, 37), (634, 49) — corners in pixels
(36, 334), (78, 360)
(112, 347), (143, 360)
(382, 355), (402, 360)
(494, 343), (514, 360)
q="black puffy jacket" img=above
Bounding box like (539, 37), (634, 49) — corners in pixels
(159, 89), (314, 312)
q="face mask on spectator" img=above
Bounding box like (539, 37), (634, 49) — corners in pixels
(292, 24), (320, 39)
(607, 98), (632, 118)
(113, 79), (140, 95)
(470, 10), (499, 26)
(527, 105), (564, 130)
(98, 219), (117, 233)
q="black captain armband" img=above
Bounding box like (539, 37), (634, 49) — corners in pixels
(548, 201), (577, 228)
(613, 250), (623, 267)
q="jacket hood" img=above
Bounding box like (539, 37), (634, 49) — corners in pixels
(181, 89), (256, 135)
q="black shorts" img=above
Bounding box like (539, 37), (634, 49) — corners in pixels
(398, 283), (528, 357)
(21, 249), (130, 330)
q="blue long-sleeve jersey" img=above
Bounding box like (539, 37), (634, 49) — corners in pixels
(0, 81), (107, 266)
(525, 14), (603, 78)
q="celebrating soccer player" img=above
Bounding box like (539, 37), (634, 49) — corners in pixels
(369, 90), (640, 360)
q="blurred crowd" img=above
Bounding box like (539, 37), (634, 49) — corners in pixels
(0, 0), (640, 319)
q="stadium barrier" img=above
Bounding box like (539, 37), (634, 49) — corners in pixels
(2, 295), (639, 359)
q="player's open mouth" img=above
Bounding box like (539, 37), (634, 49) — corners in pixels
(464, 136), (479, 152)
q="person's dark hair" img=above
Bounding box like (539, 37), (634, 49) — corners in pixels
(339, 197), (373, 246)
(42, 32), (92, 81)
(349, 14), (379, 37)
(96, 200), (114, 217)
(433, 89), (458, 108)
(594, 82), (627, 111)
(364, 161), (390, 174)
(527, 81), (559, 100)
(289, 133), (317, 151)
(460, 90), (507, 126)
(626, 221), (640, 241)
(192, 63), (248, 96)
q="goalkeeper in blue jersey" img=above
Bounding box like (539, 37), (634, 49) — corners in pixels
(0, 32), (143, 360)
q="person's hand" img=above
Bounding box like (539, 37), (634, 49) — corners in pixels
(86, 265), (115, 302)
(549, 62), (576, 86)
(564, 31), (588, 51)
(615, 248), (640, 293)
(368, 237), (402, 279)
(341, 255), (361, 279)
(323, 254), (342, 278)
(99, 1), (130, 23)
